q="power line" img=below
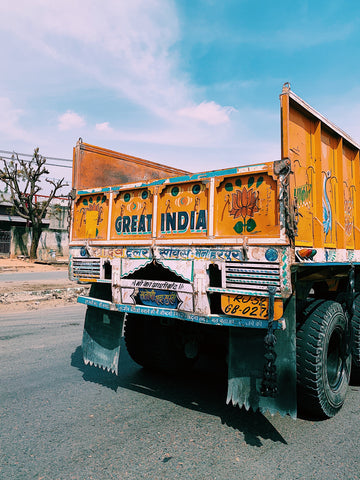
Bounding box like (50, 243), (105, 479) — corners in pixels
(0, 149), (72, 163)
(0, 151), (72, 169)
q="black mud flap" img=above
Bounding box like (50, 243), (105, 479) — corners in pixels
(82, 306), (124, 375)
(227, 296), (297, 418)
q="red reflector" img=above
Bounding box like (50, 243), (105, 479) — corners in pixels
(297, 248), (317, 259)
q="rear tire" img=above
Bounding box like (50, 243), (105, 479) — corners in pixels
(297, 300), (351, 418)
(124, 314), (196, 373)
(351, 294), (360, 367)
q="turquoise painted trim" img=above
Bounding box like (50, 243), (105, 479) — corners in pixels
(140, 179), (166, 187)
(121, 258), (153, 276)
(227, 278), (279, 286)
(76, 295), (281, 329)
(116, 304), (273, 328)
(167, 168), (238, 183)
(156, 258), (192, 282)
(78, 296), (112, 310)
(77, 187), (111, 195)
(227, 273), (280, 280)
(294, 262), (355, 268)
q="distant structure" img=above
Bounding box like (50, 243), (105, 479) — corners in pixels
(0, 191), (69, 260)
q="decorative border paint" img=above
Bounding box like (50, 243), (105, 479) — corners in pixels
(281, 247), (292, 296)
(121, 258), (153, 277)
(76, 164), (269, 196)
(156, 247), (244, 262)
(89, 246), (152, 259)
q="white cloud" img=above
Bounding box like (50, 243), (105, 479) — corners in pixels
(95, 122), (113, 133)
(0, 0), (240, 170)
(0, 97), (32, 142)
(58, 111), (85, 131)
(177, 101), (236, 125)
(0, 1), (235, 125)
(0, 1), (185, 117)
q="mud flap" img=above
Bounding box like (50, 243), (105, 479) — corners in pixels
(82, 306), (124, 375)
(227, 296), (297, 418)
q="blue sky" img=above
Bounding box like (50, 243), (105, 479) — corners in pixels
(1, 0), (360, 191)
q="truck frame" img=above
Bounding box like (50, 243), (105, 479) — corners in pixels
(69, 84), (360, 418)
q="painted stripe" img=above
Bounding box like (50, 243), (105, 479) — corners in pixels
(78, 296), (112, 310)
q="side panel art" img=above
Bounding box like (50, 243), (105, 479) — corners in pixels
(72, 194), (109, 240)
(281, 86), (360, 254)
(214, 174), (279, 238)
(157, 182), (209, 239)
(110, 188), (153, 240)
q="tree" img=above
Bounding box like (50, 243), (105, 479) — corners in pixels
(0, 148), (68, 260)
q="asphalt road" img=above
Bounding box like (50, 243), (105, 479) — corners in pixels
(0, 270), (68, 282)
(1, 305), (360, 480)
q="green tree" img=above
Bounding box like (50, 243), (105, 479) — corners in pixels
(0, 148), (68, 260)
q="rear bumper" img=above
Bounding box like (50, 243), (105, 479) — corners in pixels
(77, 295), (285, 330)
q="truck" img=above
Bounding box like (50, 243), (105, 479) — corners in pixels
(69, 83), (360, 419)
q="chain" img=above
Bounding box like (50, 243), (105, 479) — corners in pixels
(67, 188), (76, 234)
(261, 286), (278, 397)
(276, 159), (297, 245)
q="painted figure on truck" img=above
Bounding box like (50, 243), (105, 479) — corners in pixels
(69, 84), (360, 419)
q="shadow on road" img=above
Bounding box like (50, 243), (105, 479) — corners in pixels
(350, 365), (360, 386)
(71, 342), (287, 447)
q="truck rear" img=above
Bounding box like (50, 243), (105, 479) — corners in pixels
(69, 84), (360, 418)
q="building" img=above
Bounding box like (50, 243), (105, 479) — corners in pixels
(0, 192), (69, 259)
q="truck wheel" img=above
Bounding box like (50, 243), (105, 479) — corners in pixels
(351, 294), (360, 367)
(124, 314), (196, 373)
(296, 300), (351, 418)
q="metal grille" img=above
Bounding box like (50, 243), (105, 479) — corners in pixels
(72, 257), (101, 279)
(0, 230), (11, 255)
(224, 262), (281, 294)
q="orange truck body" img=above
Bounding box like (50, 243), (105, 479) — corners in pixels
(69, 84), (360, 418)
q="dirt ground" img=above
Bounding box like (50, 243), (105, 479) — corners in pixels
(0, 257), (69, 273)
(0, 257), (89, 313)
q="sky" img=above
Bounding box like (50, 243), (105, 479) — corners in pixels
(1, 0), (360, 194)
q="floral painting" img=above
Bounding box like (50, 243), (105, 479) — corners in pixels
(226, 176), (262, 234)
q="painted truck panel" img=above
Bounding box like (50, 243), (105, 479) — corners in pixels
(281, 84), (360, 258)
(71, 167), (282, 243)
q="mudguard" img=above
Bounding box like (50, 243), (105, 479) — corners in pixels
(227, 296), (297, 418)
(82, 306), (124, 374)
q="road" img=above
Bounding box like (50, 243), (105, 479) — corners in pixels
(1, 305), (360, 480)
(0, 270), (68, 282)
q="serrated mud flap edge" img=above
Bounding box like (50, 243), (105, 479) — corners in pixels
(82, 306), (124, 375)
(227, 296), (297, 418)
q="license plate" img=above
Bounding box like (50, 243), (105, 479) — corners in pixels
(221, 294), (283, 320)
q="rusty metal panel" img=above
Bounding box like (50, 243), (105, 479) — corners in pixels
(73, 140), (189, 191)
